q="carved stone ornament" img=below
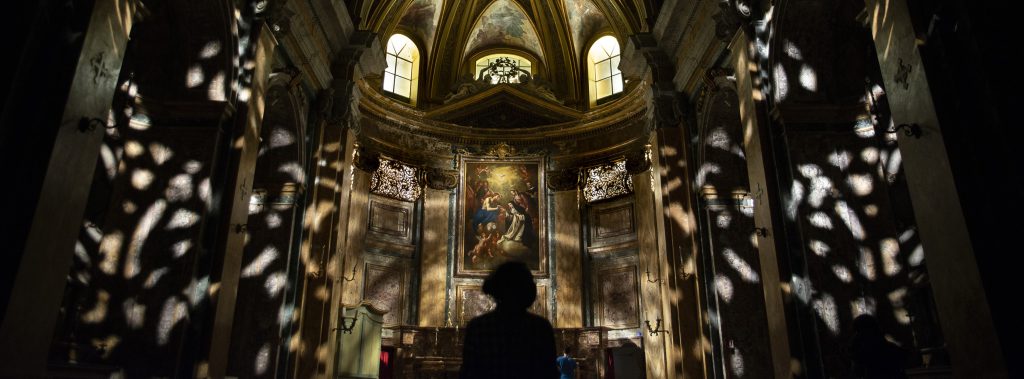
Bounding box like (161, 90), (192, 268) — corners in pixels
(653, 91), (684, 128)
(353, 146), (381, 173)
(625, 148), (652, 175)
(546, 169), (581, 192)
(486, 142), (515, 159)
(712, 0), (743, 43)
(422, 168), (458, 190)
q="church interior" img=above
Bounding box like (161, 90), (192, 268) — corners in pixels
(1, 0), (1020, 377)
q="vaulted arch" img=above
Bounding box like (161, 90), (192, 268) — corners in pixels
(463, 0), (546, 62)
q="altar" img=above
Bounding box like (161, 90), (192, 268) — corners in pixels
(380, 326), (609, 378)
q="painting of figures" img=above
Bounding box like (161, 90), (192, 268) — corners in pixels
(458, 158), (545, 276)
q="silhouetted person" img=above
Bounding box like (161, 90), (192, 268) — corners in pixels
(460, 261), (558, 379)
(556, 346), (577, 379)
(850, 314), (908, 379)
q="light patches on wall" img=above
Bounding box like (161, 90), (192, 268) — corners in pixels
(464, 0), (544, 60)
(834, 201), (866, 240)
(858, 247), (876, 281)
(166, 174), (194, 202)
(715, 274), (734, 303)
(123, 297), (147, 329)
(242, 246), (279, 278)
(265, 272), (287, 298)
(812, 294), (840, 335)
(126, 199), (168, 279)
(157, 297), (188, 345)
(880, 238), (901, 276)
(398, 0), (443, 55)
(723, 248), (760, 283)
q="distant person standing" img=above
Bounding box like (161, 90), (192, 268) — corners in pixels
(557, 347), (577, 379)
(460, 262), (558, 379)
(849, 314), (908, 379)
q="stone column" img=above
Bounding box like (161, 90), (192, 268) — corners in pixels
(0, 0), (137, 375)
(204, 23), (278, 379)
(632, 150), (670, 379)
(730, 30), (792, 379)
(418, 171), (456, 327)
(551, 174), (583, 328)
(864, 0), (1006, 376)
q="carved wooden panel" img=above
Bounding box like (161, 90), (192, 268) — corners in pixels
(595, 265), (639, 329)
(366, 195), (416, 256)
(455, 284), (549, 325)
(362, 263), (406, 327)
(588, 197), (637, 255)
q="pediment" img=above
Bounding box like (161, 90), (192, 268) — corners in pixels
(427, 84), (581, 128)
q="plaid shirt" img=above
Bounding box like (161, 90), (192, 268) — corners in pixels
(460, 308), (559, 379)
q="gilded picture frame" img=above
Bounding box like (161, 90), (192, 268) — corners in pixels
(456, 156), (547, 277)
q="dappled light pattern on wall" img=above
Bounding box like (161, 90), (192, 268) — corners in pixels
(227, 79), (307, 378)
(464, 0), (544, 60)
(63, 125), (219, 376)
(779, 83), (937, 376)
(695, 83), (773, 377)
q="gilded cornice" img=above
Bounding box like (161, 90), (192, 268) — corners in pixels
(354, 78), (653, 169)
(357, 78), (648, 141)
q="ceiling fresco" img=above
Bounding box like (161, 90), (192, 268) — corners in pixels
(464, 0), (545, 61)
(564, 0), (610, 57)
(398, 0), (443, 55)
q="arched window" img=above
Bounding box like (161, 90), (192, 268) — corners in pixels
(383, 34), (419, 103)
(588, 36), (624, 105)
(474, 53), (533, 84)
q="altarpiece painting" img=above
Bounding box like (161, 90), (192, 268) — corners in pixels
(457, 157), (546, 276)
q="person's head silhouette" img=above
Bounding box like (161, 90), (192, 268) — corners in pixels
(853, 314), (883, 339)
(482, 261), (536, 311)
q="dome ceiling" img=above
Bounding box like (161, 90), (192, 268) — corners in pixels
(464, 0), (544, 60)
(354, 0), (653, 110)
(397, 0), (443, 55)
(564, 0), (610, 57)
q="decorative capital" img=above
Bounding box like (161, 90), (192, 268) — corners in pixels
(546, 169), (580, 192)
(652, 91), (685, 128)
(353, 146), (380, 172)
(422, 168), (458, 190)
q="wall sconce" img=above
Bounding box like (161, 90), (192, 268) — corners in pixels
(77, 117), (114, 133)
(752, 227), (768, 237)
(644, 319), (669, 336)
(645, 263), (663, 284)
(335, 314), (358, 334)
(234, 223), (248, 233)
(341, 259), (357, 282)
(887, 123), (922, 139)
